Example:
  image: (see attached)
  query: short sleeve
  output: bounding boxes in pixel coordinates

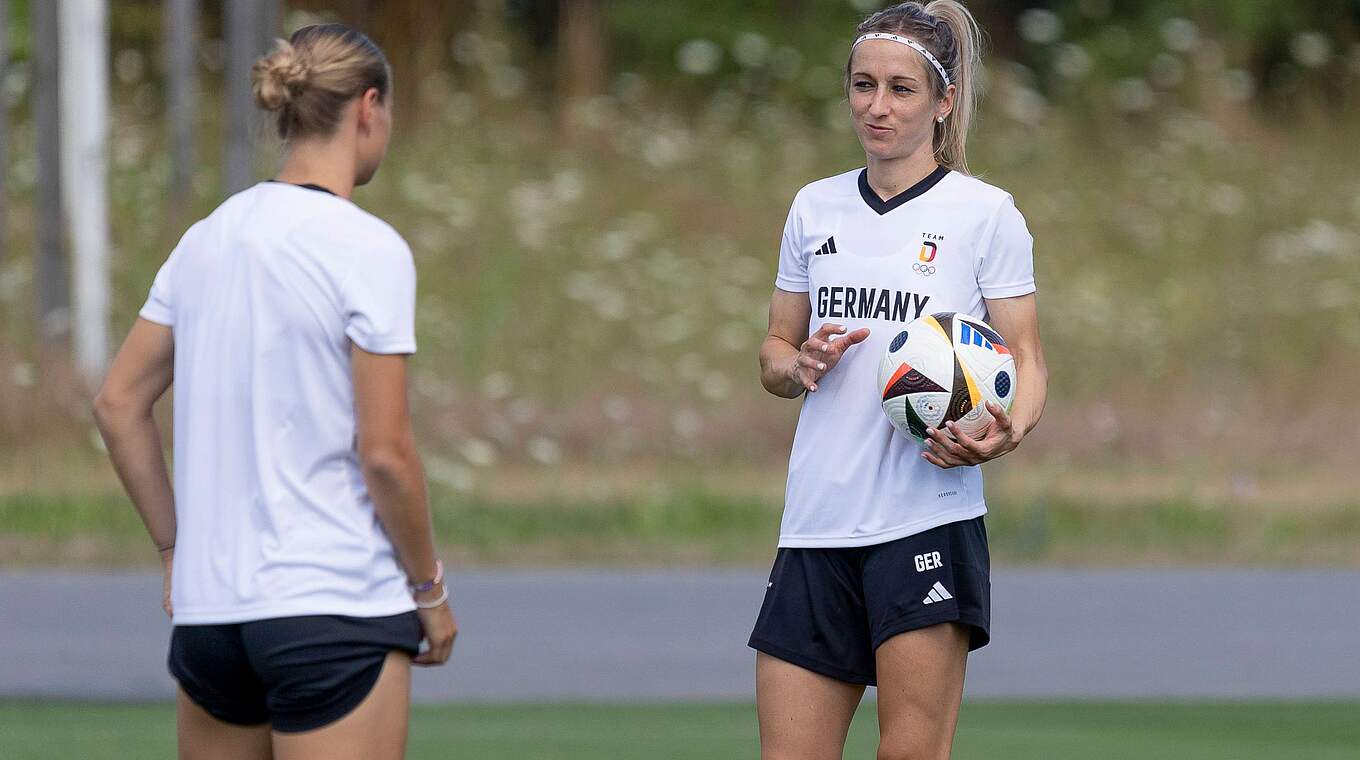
[774,194,809,293]
[139,229,195,326]
[976,195,1036,299]
[339,233,418,355]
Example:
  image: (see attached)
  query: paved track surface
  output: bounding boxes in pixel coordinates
[2,570,1356,701]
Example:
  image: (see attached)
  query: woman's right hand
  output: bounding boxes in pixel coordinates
[160,549,174,618]
[790,323,871,392]
[413,593,457,666]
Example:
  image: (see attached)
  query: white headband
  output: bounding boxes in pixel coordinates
[852,33,951,87]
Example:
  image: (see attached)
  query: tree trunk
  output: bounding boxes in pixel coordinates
[558,0,606,100]
[557,0,606,137]
[164,0,197,217]
[258,0,279,52]
[0,0,9,268]
[33,0,68,348]
[223,0,260,196]
[283,0,476,124]
[59,0,111,382]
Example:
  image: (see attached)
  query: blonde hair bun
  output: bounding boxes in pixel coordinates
[250,24,391,140]
[251,39,310,111]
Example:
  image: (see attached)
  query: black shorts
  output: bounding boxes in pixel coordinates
[748,516,990,686]
[168,612,421,733]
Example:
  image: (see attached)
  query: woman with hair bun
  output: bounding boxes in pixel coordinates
[94,24,454,759]
[750,2,1048,757]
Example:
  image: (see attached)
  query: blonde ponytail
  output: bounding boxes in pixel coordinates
[923,1,981,174]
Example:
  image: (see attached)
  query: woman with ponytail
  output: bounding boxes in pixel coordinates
[751,3,1047,757]
[94,24,454,759]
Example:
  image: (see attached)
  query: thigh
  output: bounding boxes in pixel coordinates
[244,613,421,735]
[862,518,991,654]
[177,688,273,760]
[756,652,865,760]
[272,651,411,760]
[170,623,273,757]
[873,623,970,760]
[749,547,877,685]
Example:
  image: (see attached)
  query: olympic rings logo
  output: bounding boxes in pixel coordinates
[913,263,937,276]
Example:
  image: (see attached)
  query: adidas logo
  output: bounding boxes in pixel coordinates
[921,581,953,605]
[814,236,838,256]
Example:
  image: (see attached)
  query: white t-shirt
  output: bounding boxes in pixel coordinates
[140,182,419,624]
[775,166,1035,548]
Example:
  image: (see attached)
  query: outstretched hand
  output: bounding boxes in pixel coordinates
[790,323,871,393]
[922,401,1023,468]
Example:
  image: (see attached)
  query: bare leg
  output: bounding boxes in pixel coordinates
[873,623,970,760]
[757,652,866,760]
[177,688,273,760]
[272,651,412,760]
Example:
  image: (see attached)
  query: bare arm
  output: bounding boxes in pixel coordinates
[352,346,455,664]
[923,293,1048,467]
[94,319,177,550]
[983,293,1047,438]
[760,288,870,398]
[93,318,176,614]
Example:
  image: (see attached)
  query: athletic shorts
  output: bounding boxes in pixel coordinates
[168,612,421,733]
[748,516,990,686]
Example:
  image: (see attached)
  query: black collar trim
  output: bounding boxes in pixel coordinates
[858,164,950,215]
[268,179,338,197]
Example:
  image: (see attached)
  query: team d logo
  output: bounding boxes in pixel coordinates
[914,237,940,277]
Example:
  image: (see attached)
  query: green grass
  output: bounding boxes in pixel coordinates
[1,701,1356,759]
[4,489,1358,567]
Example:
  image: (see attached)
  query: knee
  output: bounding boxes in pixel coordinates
[877,736,950,760]
[763,747,850,760]
[763,742,850,760]
[763,752,834,760]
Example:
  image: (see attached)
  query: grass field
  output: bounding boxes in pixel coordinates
[3,482,1357,567]
[1,700,1356,759]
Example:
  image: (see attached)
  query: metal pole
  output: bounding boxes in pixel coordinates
[60,0,111,380]
[33,0,67,348]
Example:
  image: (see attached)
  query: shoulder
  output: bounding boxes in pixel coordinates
[333,203,411,256]
[790,168,863,211]
[935,171,1017,214]
[277,191,412,260]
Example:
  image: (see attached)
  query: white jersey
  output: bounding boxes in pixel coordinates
[775,166,1035,548]
[140,182,418,624]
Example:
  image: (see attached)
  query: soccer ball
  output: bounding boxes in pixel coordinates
[878,312,1016,443]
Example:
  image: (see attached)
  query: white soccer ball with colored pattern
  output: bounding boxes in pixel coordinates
[878,312,1016,443]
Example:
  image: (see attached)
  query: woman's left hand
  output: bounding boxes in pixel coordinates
[922,401,1023,468]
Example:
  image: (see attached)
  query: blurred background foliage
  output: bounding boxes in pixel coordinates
[2,0,1358,565]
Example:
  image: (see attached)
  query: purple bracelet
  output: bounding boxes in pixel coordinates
[411,560,443,594]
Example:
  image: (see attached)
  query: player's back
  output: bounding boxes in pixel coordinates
[142,181,417,623]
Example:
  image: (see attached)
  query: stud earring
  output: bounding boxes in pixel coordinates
[937,115,945,123]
